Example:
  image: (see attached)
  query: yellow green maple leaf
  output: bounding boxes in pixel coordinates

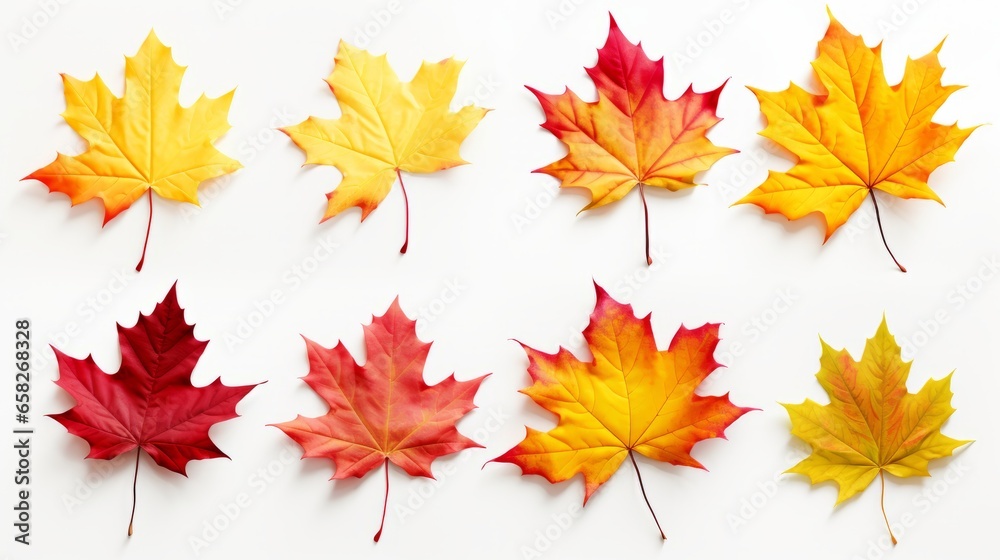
[784,316,970,543]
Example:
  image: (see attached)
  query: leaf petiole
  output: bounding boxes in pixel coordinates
[639,184,652,266]
[135,190,153,272]
[397,170,409,254]
[373,458,390,542]
[128,448,140,537]
[879,470,897,545]
[629,450,665,540]
[868,189,906,273]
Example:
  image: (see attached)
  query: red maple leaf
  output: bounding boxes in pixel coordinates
[272,298,487,541]
[48,283,259,536]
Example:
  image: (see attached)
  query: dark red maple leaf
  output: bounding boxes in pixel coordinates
[272,298,487,542]
[48,283,259,536]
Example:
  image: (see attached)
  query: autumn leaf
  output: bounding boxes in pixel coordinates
[783,316,970,544]
[271,298,487,542]
[736,10,978,272]
[24,31,241,272]
[48,283,259,536]
[282,41,488,253]
[492,283,754,539]
[530,15,735,265]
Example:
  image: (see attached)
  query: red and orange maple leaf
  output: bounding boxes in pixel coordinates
[530,15,735,265]
[493,284,753,538]
[272,298,487,541]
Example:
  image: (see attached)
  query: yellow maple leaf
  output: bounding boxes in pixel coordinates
[282,41,488,253]
[493,284,753,539]
[737,11,978,272]
[784,317,970,544]
[25,31,241,270]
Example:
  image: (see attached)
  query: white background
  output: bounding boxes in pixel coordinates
[0,0,997,558]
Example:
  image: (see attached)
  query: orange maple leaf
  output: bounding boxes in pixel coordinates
[530,15,735,265]
[737,11,978,272]
[493,283,754,539]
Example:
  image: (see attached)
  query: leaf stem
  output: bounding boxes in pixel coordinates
[128,448,140,537]
[628,450,665,540]
[868,189,906,273]
[639,184,652,266]
[373,458,390,542]
[135,190,153,272]
[397,170,409,254]
[879,470,897,545]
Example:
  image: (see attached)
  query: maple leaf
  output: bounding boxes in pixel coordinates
[271,298,487,542]
[736,11,978,272]
[492,283,754,539]
[48,283,259,536]
[783,317,971,544]
[282,41,488,253]
[530,15,735,265]
[24,31,240,272]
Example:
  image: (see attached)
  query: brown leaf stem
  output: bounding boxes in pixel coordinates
[128,448,140,537]
[629,450,665,540]
[868,189,906,273]
[639,184,652,266]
